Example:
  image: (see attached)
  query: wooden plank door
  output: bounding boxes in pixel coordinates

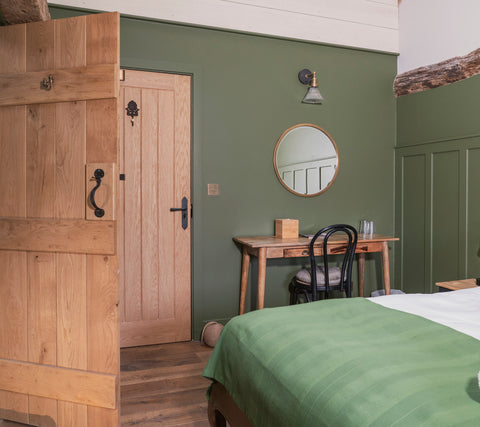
[119,69,191,348]
[0,13,120,426]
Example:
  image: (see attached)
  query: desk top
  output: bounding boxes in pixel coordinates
[233,234,399,249]
[435,278,477,291]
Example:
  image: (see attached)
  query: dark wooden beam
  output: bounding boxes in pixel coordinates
[394,48,480,97]
[0,0,50,25]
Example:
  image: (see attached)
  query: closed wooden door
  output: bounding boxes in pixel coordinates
[0,13,120,426]
[119,70,191,348]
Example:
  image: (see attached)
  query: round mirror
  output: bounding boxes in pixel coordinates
[273,124,339,197]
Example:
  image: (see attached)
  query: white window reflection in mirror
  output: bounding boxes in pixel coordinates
[273,124,339,197]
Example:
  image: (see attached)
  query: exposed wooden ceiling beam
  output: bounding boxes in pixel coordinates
[0,0,50,25]
[394,48,480,97]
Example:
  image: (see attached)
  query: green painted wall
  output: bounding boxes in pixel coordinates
[395,75,480,293]
[51,7,397,338]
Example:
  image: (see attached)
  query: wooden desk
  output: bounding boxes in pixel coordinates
[435,278,478,291]
[233,234,399,314]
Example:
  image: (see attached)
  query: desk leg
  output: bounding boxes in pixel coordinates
[239,248,250,315]
[381,241,391,295]
[358,253,365,297]
[257,247,267,310]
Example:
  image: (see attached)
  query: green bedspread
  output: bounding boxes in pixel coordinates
[203,298,480,426]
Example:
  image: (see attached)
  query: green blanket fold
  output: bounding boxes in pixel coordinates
[203,298,480,426]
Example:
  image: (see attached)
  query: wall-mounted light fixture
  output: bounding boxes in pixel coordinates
[298,68,324,104]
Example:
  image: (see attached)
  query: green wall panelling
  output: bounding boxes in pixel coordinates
[431,150,460,286]
[467,148,480,278]
[50,6,397,338]
[397,75,480,294]
[395,137,480,293]
[397,75,480,147]
[396,154,427,293]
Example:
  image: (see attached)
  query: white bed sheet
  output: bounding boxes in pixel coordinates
[369,287,480,341]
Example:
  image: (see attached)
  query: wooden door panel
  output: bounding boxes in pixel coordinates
[26,21,55,71]
[0,64,118,107]
[0,12,120,426]
[0,359,116,409]
[0,252,28,423]
[158,90,176,319]
[56,101,87,219]
[27,252,57,425]
[0,106,26,218]
[123,86,143,323]
[120,70,191,348]
[172,75,192,328]
[26,104,56,217]
[0,218,115,254]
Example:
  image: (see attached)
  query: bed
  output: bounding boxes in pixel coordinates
[203,288,480,426]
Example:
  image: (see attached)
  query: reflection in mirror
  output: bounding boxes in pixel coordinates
[274,124,339,197]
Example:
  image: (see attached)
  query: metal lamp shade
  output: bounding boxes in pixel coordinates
[302,86,324,104]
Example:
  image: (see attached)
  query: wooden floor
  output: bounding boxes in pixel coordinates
[120,341,214,426]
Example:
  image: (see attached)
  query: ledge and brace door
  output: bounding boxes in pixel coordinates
[0,13,120,426]
[119,69,191,348]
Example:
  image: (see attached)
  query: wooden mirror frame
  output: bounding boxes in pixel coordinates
[273,123,339,197]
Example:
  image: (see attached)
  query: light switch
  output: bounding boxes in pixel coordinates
[208,183,220,196]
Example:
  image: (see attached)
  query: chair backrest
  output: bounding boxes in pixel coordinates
[309,224,358,301]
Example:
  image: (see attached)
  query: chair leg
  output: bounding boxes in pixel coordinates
[289,281,297,305]
[290,290,297,305]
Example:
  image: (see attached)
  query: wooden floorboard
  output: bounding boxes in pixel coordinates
[121,341,213,426]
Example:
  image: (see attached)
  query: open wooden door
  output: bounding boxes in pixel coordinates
[0,13,120,426]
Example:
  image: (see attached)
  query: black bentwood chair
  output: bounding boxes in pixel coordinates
[289,224,358,304]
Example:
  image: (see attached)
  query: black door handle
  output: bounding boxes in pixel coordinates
[89,168,105,218]
[170,196,188,229]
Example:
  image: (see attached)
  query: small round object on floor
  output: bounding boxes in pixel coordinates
[201,321,224,347]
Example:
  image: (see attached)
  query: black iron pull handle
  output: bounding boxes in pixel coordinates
[170,196,188,229]
[89,169,105,218]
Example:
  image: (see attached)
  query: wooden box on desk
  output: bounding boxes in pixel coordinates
[275,219,299,239]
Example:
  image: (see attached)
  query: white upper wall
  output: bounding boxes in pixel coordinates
[50,0,399,53]
[398,0,480,73]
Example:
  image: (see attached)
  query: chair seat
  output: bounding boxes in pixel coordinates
[295,266,343,286]
[289,224,357,304]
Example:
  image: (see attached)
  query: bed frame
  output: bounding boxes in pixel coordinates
[207,382,253,427]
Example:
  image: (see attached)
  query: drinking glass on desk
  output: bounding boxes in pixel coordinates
[360,220,374,236]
